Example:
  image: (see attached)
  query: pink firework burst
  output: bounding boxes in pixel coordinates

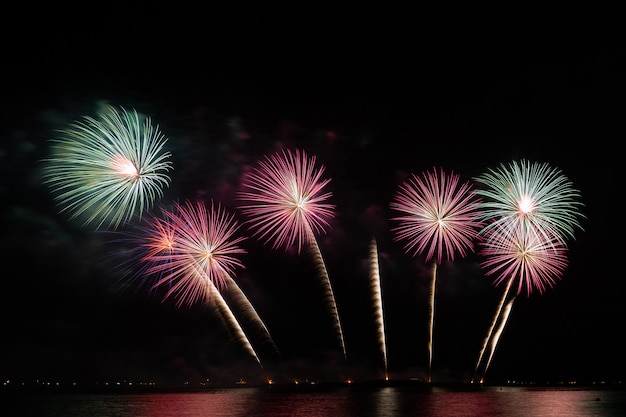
[480,220,569,297]
[142,200,246,308]
[142,212,176,259]
[124,200,278,367]
[237,148,335,253]
[237,148,347,359]
[390,167,483,383]
[390,167,483,263]
[472,221,570,383]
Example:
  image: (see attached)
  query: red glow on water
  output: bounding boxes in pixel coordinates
[420,388,593,417]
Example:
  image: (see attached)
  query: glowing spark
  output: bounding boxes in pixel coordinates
[110,154,139,178]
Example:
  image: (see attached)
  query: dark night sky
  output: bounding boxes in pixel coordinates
[1,8,625,387]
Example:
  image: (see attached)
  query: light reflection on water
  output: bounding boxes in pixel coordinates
[2,386,625,417]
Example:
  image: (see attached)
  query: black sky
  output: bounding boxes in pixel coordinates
[1,10,625,387]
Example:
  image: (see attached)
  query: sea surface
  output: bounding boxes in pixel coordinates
[2,385,625,417]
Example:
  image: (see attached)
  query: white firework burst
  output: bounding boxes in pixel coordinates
[43,104,173,230]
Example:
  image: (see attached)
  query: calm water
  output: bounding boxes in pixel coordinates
[2,386,625,417]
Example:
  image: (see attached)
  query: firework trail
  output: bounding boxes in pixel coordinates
[308,229,346,359]
[427,261,437,382]
[472,221,570,383]
[238,148,346,359]
[133,200,268,368]
[369,238,388,380]
[145,200,246,305]
[390,167,482,383]
[209,279,263,368]
[43,104,173,230]
[471,160,584,383]
[472,269,513,382]
[477,295,515,384]
[223,275,281,357]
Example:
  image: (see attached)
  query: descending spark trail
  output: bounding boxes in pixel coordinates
[308,225,346,360]
[472,223,569,383]
[479,296,516,383]
[209,280,263,369]
[369,238,388,380]
[472,275,514,383]
[113,200,272,371]
[427,262,437,383]
[145,201,246,307]
[224,275,281,357]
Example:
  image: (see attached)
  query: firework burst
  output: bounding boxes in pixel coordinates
[238,148,346,359]
[390,167,483,382]
[43,104,173,230]
[127,200,274,368]
[143,200,246,307]
[471,160,584,383]
[238,148,334,253]
[481,222,570,297]
[473,221,569,383]
[475,159,585,247]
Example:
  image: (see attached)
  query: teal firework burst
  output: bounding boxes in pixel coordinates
[473,159,584,246]
[43,104,173,230]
